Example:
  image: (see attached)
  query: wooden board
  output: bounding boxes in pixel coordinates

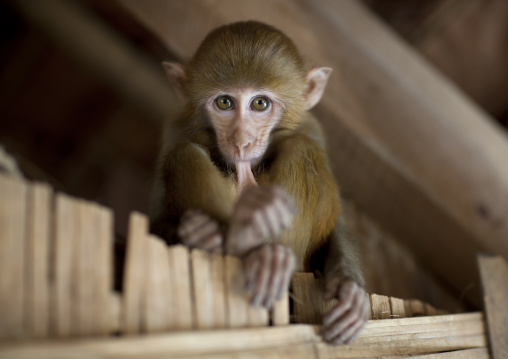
[51,193,77,337]
[271,291,289,326]
[116,0,508,307]
[24,182,52,338]
[0,313,487,359]
[389,296,406,319]
[144,236,174,333]
[370,293,390,319]
[191,249,215,329]
[121,212,148,334]
[210,253,227,328]
[224,255,248,328]
[478,254,508,359]
[0,175,27,339]
[168,245,193,330]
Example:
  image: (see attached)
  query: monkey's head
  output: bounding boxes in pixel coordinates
[164,21,331,166]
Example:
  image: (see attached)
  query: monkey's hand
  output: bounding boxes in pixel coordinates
[322,279,370,346]
[226,186,297,256]
[177,210,223,252]
[244,243,296,309]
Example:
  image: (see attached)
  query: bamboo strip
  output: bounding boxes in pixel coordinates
[51,193,77,337]
[224,255,248,328]
[210,253,227,328]
[94,205,113,336]
[191,249,215,329]
[25,182,52,338]
[389,297,406,319]
[370,294,390,319]
[0,313,486,359]
[403,348,490,358]
[121,212,148,334]
[271,291,289,326]
[144,236,174,333]
[168,245,193,330]
[0,175,27,339]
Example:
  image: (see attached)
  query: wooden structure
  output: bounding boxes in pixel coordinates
[0,172,499,358]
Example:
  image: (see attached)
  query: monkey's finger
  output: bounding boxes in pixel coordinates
[323,283,357,326]
[183,220,219,246]
[196,232,223,251]
[178,212,211,237]
[251,246,272,306]
[262,201,283,238]
[273,197,295,231]
[271,187,298,215]
[181,209,202,221]
[343,296,370,345]
[263,245,285,308]
[276,247,295,300]
[324,288,364,342]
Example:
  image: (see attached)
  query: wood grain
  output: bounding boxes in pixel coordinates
[0,175,27,339]
[168,245,193,330]
[191,249,215,329]
[224,255,248,328]
[478,254,508,359]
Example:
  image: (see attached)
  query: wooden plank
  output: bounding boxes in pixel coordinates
[370,294,391,319]
[0,313,487,359]
[406,348,490,358]
[210,253,226,328]
[191,249,215,329]
[0,175,27,339]
[478,254,508,359]
[271,291,290,326]
[144,236,174,333]
[168,245,193,330]
[224,255,248,328]
[94,205,113,336]
[25,182,52,338]
[75,200,95,336]
[389,296,406,319]
[121,212,148,334]
[51,193,77,337]
[116,0,508,306]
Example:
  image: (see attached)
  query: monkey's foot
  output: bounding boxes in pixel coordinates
[322,280,370,345]
[244,243,296,309]
[177,209,223,252]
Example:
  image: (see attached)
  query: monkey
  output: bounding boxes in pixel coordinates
[150,21,370,345]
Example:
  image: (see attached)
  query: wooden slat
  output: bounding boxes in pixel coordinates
[25,182,52,338]
[51,193,77,337]
[0,313,487,359]
[224,255,248,328]
[478,254,508,359]
[121,212,148,334]
[405,299,427,317]
[0,175,27,339]
[271,291,290,326]
[168,245,193,330]
[94,205,113,336]
[247,300,269,327]
[389,296,406,319]
[75,200,95,336]
[144,236,174,333]
[370,294,391,319]
[116,0,508,306]
[210,253,226,328]
[191,249,215,329]
[406,348,490,359]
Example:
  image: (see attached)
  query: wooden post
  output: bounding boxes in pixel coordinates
[478,254,508,359]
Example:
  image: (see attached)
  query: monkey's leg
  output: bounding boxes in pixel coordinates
[152,142,236,244]
[321,218,370,345]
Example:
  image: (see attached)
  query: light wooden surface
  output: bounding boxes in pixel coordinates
[121,212,148,334]
[478,254,508,359]
[117,0,508,307]
[25,183,52,338]
[168,245,194,330]
[224,255,249,328]
[191,249,216,329]
[0,175,27,339]
[0,313,487,359]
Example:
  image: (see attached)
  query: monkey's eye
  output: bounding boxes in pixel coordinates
[251,97,269,111]
[215,96,233,110]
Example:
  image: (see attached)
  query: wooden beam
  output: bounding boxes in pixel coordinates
[478,254,508,359]
[117,0,508,306]
[0,313,487,358]
[10,0,179,121]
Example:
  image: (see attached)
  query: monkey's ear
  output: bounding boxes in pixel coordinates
[303,67,332,110]
[162,61,186,100]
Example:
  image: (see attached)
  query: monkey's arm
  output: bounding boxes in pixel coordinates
[319,218,370,346]
[150,141,235,246]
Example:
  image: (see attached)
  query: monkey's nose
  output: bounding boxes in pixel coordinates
[235,140,251,157]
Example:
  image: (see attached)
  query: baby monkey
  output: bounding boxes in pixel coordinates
[150,21,370,345]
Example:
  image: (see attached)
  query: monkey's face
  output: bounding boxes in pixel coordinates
[205,88,283,165]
